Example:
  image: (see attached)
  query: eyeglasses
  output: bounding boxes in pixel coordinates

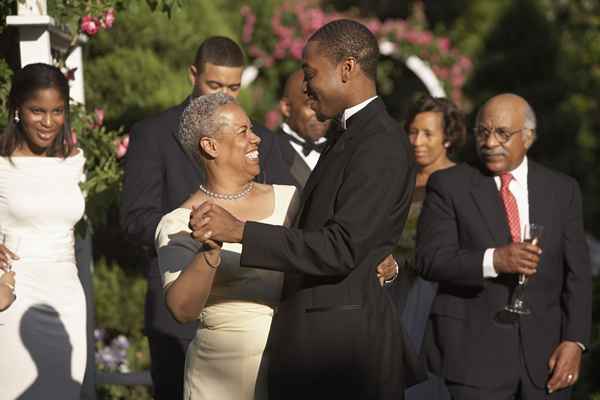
[474,126,528,144]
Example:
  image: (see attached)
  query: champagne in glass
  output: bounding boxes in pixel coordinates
[504,223,544,315]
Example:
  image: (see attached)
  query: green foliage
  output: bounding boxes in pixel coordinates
[97,384,152,400]
[0,58,12,129]
[84,0,241,128]
[93,258,147,339]
[70,105,124,231]
[0,1,17,35]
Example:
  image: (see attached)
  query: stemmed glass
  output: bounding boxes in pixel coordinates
[504,223,544,315]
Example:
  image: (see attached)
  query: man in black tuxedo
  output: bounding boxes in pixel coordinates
[416,94,591,399]
[189,19,425,399]
[277,69,330,188]
[120,36,293,399]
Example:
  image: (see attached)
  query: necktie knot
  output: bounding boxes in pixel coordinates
[499,172,520,242]
[500,173,513,191]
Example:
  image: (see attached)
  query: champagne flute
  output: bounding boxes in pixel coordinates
[504,223,544,315]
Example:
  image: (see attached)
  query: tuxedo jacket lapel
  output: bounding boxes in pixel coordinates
[470,171,511,245]
[297,98,382,220]
[289,152,311,189]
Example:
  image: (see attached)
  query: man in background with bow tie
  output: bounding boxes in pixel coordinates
[416,93,591,399]
[277,69,331,188]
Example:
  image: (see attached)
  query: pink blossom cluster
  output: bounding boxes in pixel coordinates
[241,1,473,104]
[81,8,116,37]
[115,134,130,159]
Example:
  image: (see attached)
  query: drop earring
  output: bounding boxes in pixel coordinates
[13,110,20,123]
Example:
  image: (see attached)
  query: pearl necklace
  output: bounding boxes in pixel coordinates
[198,182,254,200]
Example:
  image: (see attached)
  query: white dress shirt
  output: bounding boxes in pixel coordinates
[280,122,326,171]
[483,156,529,278]
[340,96,378,130]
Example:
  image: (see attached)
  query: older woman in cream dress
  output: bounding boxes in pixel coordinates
[155,93,297,400]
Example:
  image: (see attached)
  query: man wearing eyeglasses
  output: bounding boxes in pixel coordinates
[416,93,591,399]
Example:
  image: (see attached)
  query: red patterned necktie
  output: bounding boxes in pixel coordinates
[500,173,521,242]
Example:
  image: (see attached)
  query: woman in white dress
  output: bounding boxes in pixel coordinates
[155,93,297,400]
[0,63,86,399]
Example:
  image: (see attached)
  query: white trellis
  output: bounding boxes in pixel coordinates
[241,38,447,100]
[6,0,86,104]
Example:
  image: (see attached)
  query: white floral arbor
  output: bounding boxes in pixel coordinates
[6,0,86,104]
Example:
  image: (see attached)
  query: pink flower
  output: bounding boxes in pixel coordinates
[94,108,105,127]
[437,37,450,53]
[241,6,256,43]
[290,39,305,60]
[101,8,116,29]
[64,67,77,81]
[115,134,130,159]
[70,128,78,145]
[265,110,281,130]
[81,15,100,36]
[365,19,382,35]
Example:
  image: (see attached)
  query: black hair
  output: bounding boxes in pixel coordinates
[1,63,74,158]
[308,19,379,81]
[404,94,466,155]
[194,36,245,72]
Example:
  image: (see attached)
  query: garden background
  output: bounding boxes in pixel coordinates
[1,0,599,399]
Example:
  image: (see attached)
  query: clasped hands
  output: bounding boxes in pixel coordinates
[188,201,398,285]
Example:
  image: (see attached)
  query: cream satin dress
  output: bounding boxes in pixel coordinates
[156,184,297,400]
[0,152,87,400]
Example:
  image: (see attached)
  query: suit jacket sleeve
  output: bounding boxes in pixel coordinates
[120,121,165,250]
[560,179,592,347]
[241,133,413,276]
[415,171,485,288]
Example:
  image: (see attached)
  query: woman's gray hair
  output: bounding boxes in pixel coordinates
[177,92,237,163]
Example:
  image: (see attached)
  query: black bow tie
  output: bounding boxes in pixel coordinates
[282,132,327,156]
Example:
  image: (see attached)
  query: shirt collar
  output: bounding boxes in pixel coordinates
[510,156,528,186]
[281,122,327,144]
[340,96,378,130]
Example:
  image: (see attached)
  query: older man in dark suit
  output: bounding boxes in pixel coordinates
[277,69,330,188]
[120,36,293,399]
[416,93,591,399]
[189,19,425,399]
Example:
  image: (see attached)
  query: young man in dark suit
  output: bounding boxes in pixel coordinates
[119,36,293,399]
[416,93,591,399]
[277,69,330,188]
[189,20,425,399]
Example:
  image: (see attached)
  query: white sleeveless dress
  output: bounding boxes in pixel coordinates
[155,184,298,400]
[0,152,87,400]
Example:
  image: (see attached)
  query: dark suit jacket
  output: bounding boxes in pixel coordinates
[240,98,425,399]
[415,161,591,389]
[120,98,294,339]
[275,126,313,189]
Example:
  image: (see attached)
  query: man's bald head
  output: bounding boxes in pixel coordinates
[475,93,537,175]
[283,69,305,100]
[476,93,537,133]
[279,70,330,143]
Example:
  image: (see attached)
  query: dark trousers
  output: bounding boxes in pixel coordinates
[446,317,572,400]
[148,333,192,400]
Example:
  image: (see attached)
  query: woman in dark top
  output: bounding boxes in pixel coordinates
[396,95,466,399]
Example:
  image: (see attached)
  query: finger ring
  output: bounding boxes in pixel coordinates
[567,374,574,381]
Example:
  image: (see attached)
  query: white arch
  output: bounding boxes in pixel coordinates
[379,39,446,98]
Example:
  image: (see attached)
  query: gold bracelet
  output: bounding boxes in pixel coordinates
[203,252,221,270]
